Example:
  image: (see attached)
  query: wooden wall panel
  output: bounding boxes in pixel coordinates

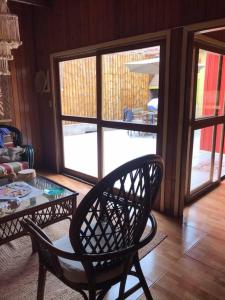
[9,3,42,167]
[29,0,225,172]
[164,28,184,215]
[32,0,225,57]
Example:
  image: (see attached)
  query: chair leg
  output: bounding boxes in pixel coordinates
[31,238,37,254]
[133,257,153,300]
[118,274,127,300]
[89,289,96,300]
[37,264,47,300]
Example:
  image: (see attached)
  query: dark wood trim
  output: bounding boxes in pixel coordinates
[189,180,219,202]
[179,32,196,205]
[194,40,225,56]
[192,115,225,129]
[100,120,158,133]
[96,55,103,180]
[164,28,190,214]
[185,43,225,203]
[61,115,97,124]
[54,61,64,172]
[218,87,225,180]
[98,40,164,56]
[156,40,166,156]
[62,168,97,185]
[10,0,52,7]
[185,46,199,201]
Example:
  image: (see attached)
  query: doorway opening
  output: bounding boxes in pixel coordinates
[185,27,225,203]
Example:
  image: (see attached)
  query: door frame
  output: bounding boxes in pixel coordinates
[187,44,225,201]
[179,18,225,210]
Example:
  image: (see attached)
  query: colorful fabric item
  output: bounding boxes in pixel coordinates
[0,128,10,148]
[0,161,29,178]
[0,146,24,163]
[4,142,14,148]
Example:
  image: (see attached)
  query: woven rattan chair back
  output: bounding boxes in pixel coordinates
[69,154,163,272]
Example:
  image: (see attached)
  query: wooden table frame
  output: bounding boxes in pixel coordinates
[0,179,78,245]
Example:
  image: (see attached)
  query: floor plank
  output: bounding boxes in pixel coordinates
[186,235,225,275]
[144,256,225,300]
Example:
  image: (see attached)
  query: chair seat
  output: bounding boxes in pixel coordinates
[0,161,29,178]
[54,235,123,284]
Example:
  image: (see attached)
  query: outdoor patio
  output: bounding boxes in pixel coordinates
[191,130,225,190]
[63,125,225,190]
[63,127,157,177]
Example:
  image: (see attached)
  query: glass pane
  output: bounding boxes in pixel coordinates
[195,49,220,119]
[59,57,96,117]
[190,127,213,191]
[62,121,97,177]
[103,128,157,176]
[102,46,160,125]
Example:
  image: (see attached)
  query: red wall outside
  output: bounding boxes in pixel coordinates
[200,54,225,153]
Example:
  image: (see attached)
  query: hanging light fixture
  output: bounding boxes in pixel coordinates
[0,0,22,75]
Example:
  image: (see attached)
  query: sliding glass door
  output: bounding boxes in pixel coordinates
[101,48,159,176]
[187,46,225,200]
[56,42,164,183]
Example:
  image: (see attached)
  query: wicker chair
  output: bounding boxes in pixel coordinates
[0,125,34,180]
[21,154,163,300]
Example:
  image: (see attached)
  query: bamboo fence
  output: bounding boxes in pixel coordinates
[60,52,154,121]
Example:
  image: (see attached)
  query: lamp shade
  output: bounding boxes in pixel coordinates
[0,0,22,75]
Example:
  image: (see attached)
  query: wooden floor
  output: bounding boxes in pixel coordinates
[42,172,225,300]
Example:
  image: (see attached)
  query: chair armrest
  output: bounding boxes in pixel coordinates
[21,218,137,263]
[20,218,83,261]
[21,215,157,266]
[138,213,157,248]
[21,144,34,168]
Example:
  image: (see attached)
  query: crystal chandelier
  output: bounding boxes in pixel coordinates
[0,0,22,75]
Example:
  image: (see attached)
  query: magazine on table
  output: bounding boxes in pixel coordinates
[0,181,42,202]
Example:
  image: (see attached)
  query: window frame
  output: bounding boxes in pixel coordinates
[51,36,167,184]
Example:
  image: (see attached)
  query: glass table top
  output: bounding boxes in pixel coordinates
[0,175,76,217]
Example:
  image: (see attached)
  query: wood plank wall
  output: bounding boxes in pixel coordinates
[31,0,225,170]
[7,0,225,216]
[9,3,42,167]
